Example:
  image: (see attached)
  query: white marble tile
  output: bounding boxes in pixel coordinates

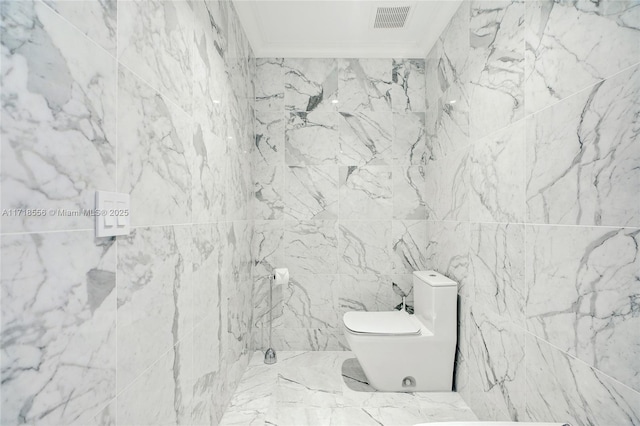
[254,163,284,220]
[336,274,413,315]
[192,224,222,325]
[117,65,193,227]
[284,58,338,112]
[424,3,470,161]
[191,317,224,426]
[279,274,340,329]
[526,225,640,392]
[117,338,193,426]
[284,165,339,220]
[525,335,640,426]
[468,304,526,421]
[44,0,117,56]
[284,220,338,274]
[221,351,477,425]
[193,0,229,140]
[1,232,116,425]
[393,112,427,165]
[117,0,193,113]
[393,166,427,220]
[526,65,640,227]
[469,0,525,141]
[425,221,470,297]
[191,124,228,223]
[391,220,427,274]
[469,120,525,223]
[339,221,392,275]
[219,409,266,426]
[339,166,393,220]
[424,147,469,221]
[256,58,284,111]
[338,111,393,166]
[116,226,193,393]
[471,223,525,325]
[391,59,426,113]
[525,0,640,115]
[1,1,116,233]
[254,110,285,167]
[285,111,340,165]
[252,221,285,331]
[270,327,347,351]
[339,59,393,112]
[224,221,254,358]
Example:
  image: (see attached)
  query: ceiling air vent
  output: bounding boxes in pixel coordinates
[373,5,411,29]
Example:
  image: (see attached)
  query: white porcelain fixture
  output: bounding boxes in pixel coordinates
[343,270,457,392]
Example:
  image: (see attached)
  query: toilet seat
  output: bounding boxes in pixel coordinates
[343,311,423,336]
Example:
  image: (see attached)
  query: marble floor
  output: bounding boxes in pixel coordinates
[219,351,477,426]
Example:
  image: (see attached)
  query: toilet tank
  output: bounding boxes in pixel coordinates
[413,271,457,337]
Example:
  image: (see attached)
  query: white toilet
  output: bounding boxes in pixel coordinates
[343,270,457,392]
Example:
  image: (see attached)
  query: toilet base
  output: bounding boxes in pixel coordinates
[344,325,456,392]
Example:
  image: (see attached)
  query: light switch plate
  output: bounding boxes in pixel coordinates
[95,191,130,237]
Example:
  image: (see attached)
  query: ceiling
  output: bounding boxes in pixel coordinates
[233,0,463,58]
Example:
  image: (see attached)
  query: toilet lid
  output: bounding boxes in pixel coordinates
[343,311,422,335]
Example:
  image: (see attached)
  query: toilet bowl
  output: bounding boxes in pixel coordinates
[343,270,457,392]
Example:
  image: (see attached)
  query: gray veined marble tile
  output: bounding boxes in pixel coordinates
[117,337,193,426]
[1,1,116,233]
[285,111,340,165]
[256,58,284,111]
[468,304,526,421]
[526,65,640,227]
[284,58,338,112]
[338,111,393,166]
[336,274,413,315]
[279,274,340,329]
[339,220,392,275]
[391,59,427,113]
[284,165,339,220]
[469,0,525,141]
[339,166,393,220]
[253,220,285,278]
[525,0,640,115]
[284,220,339,274]
[254,110,285,167]
[338,58,393,112]
[393,112,427,165]
[391,220,427,274]
[1,232,116,425]
[191,125,228,223]
[192,318,225,426]
[393,166,427,220]
[116,226,193,394]
[117,0,193,113]
[425,221,470,297]
[192,224,223,325]
[469,120,525,223]
[424,2,471,161]
[424,147,469,221]
[254,163,284,220]
[526,225,640,392]
[117,66,193,227]
[193,0,230,141]
[525,335,640,426]
[43,0,117,56]
[471,223,525,325]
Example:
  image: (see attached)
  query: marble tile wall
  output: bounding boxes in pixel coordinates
[1,1,255,425]
[425,1,640,425]
[253,58,426,350]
